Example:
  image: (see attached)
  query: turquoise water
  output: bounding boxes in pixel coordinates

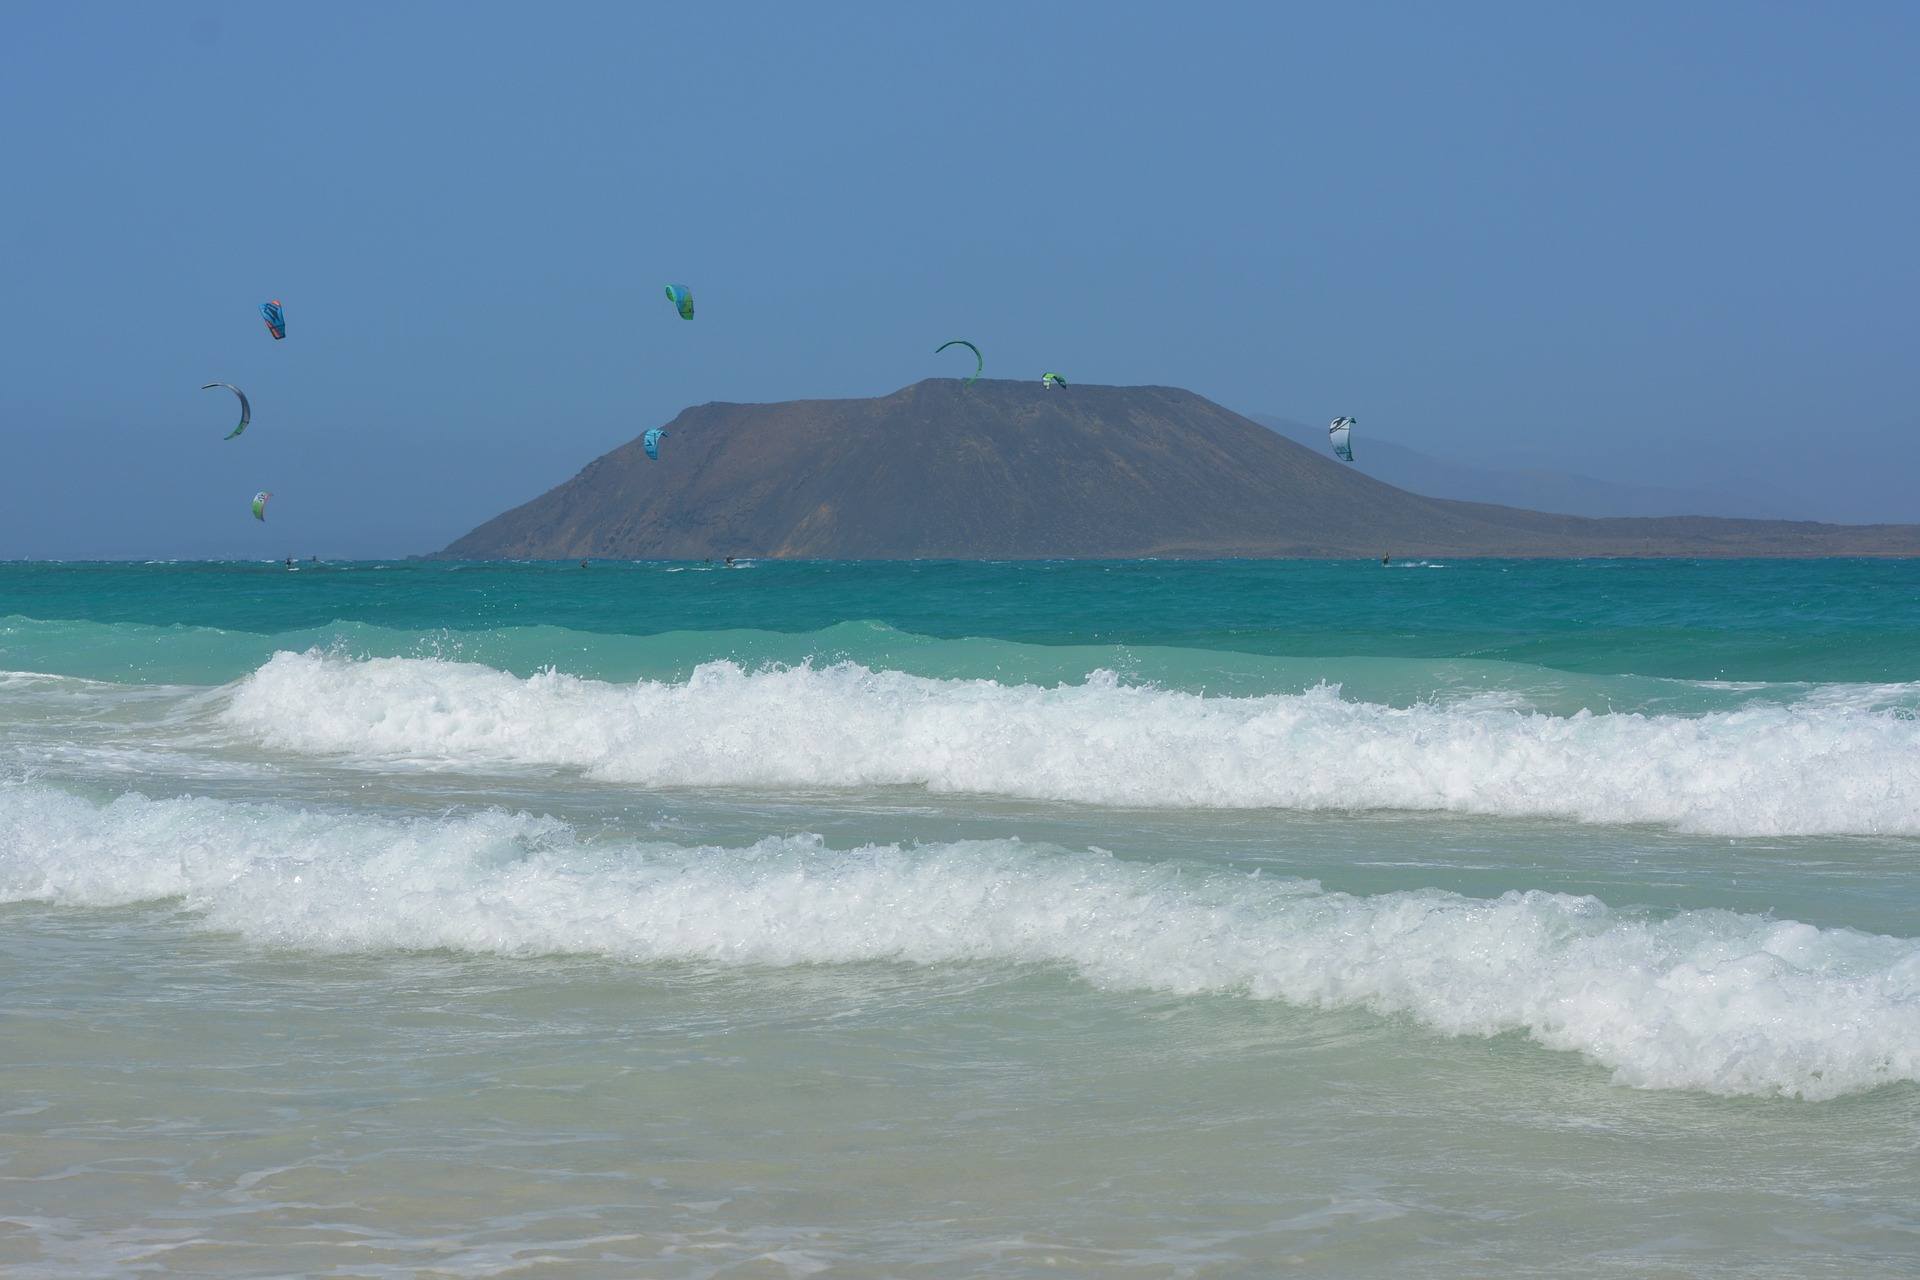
[8,558,1920,684]
[3,560,1918,1276]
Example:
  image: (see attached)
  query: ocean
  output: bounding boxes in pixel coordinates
[2,558,1917,1277]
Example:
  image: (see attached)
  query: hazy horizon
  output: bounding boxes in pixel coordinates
[4,3,1917,558]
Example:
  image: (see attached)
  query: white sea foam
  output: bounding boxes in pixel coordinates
[221,652,1920,836]
[3,781,1916,1099]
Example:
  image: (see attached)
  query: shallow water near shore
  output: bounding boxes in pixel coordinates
[3,559,1918,1276]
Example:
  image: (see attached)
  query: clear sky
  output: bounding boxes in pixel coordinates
[3,2,1916,557]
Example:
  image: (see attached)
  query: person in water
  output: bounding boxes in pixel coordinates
[1382,554,1391,565]
[725,555,736,567]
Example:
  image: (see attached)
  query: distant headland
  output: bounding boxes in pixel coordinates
[436,381,1920,559]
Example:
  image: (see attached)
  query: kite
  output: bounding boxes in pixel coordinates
[203,383,252,440]
[936,339,982,386]
[1328,416,1355,462]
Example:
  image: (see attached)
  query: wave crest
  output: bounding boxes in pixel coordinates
[3,782,1916,1099]
[221,651,1920,836]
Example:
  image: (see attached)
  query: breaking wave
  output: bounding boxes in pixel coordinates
[220,651,1920,836]
[3,781,1916,1100]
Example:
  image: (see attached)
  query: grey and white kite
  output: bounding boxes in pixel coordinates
[1328,416,1355,463]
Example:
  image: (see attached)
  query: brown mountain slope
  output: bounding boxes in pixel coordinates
[438,380,1920,559]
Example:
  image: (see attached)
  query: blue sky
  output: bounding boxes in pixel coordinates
[3,2,1916,557]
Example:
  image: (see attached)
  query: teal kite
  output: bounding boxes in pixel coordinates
[644,427,669,460]
[203,383,251,440]
[936,339,982,386]
[665,284,694,320]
